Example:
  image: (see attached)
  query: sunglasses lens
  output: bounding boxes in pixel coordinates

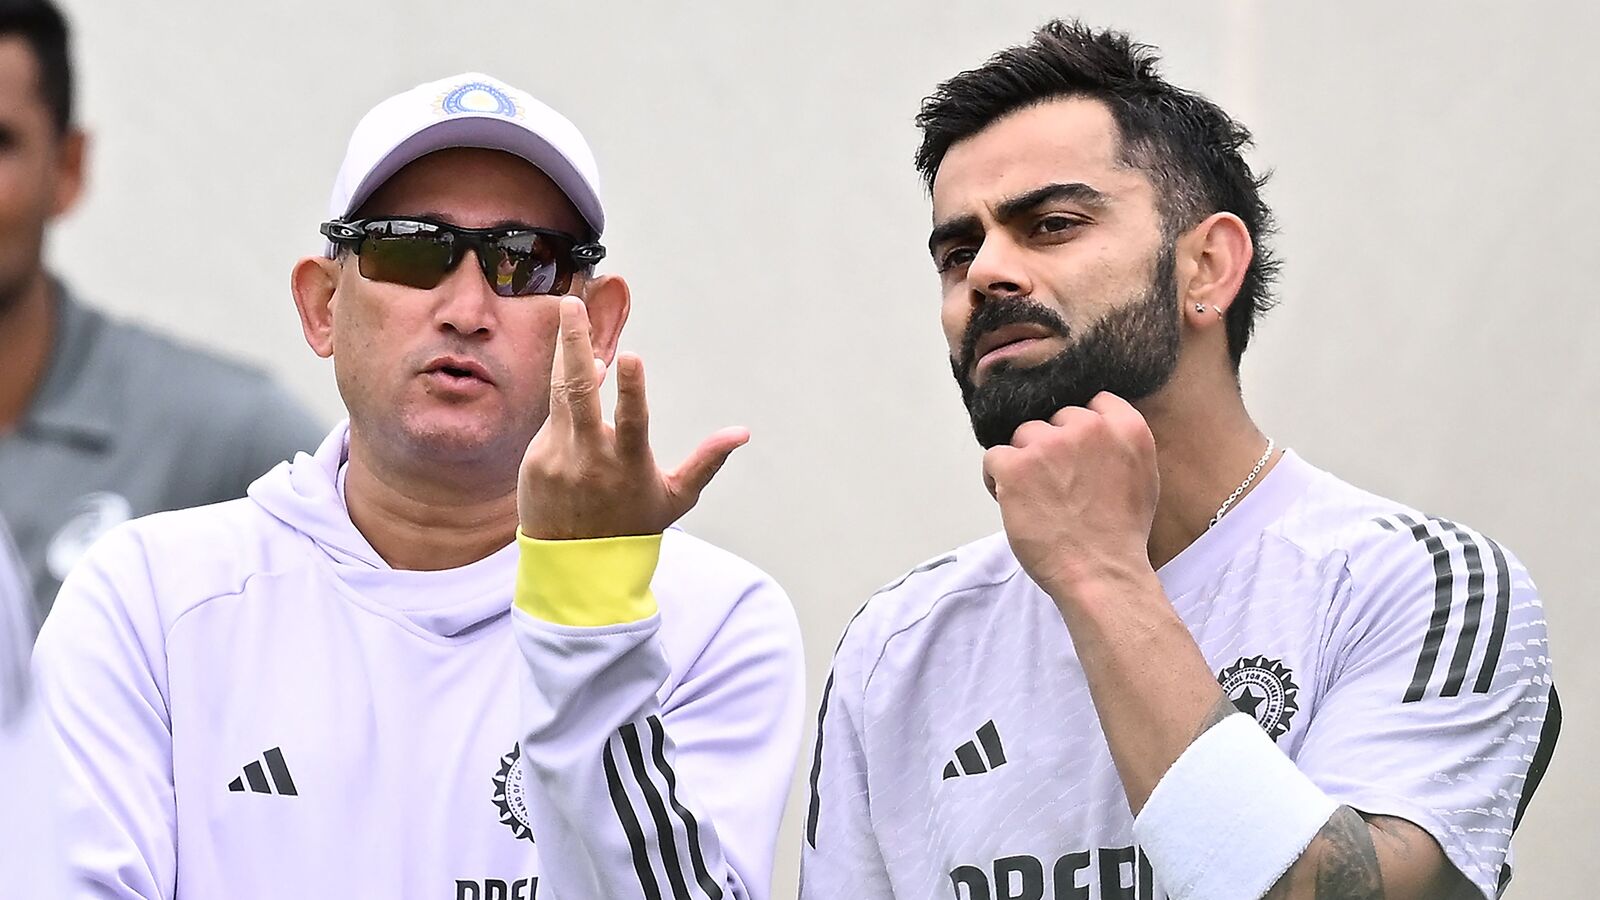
[358,227,453,290]
[489,233,565,297]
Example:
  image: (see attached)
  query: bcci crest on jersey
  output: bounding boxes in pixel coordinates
[493,743,536,843]
[1217,655,1299,741]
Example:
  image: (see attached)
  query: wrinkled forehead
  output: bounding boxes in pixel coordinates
[356,147,586,234]
[930,97,1147,224]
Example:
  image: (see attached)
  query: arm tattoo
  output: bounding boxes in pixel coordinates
[1313,808,1385,899]
[1191,693,1237,742]
[1190,700,1386,899]
[1264,806,1385,900]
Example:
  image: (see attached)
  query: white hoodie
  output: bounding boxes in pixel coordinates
[31,424,805,899]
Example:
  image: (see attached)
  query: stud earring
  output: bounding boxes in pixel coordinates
[1194,303,1206,314]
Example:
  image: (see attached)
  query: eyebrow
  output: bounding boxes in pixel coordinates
[996,182,1109,220]
[927,182,1111,257]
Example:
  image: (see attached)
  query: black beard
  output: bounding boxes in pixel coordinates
[951,243,1181,449]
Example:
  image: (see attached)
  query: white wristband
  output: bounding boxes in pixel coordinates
[1133,713,1340,900]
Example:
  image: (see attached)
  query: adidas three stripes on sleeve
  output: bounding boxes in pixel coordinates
[512,531,805,900]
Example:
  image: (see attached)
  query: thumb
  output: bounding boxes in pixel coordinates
[665,426,750,513]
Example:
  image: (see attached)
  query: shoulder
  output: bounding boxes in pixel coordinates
[91,314,280,401]
[657,528,782,596]
[1265,465,1417,558]
[91,313,314,430]
[1273,465,1532,597]
[54,497,302,631]
[654,528,799,630]
[1261,463,1512,588]
[1268,465,1544,695]
[834,531,1022,665]
[90,312,323,466]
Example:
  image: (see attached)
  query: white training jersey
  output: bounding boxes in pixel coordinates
[31,423,805,900]
[802,450,1557,900]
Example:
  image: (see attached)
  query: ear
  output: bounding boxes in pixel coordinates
[1177,211,1252,324]
[49,128,87,219]
[576,272,631,366]
[291,256,341,359]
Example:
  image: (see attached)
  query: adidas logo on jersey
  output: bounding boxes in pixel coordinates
[227,747,298,796]
[942,719,1007,779]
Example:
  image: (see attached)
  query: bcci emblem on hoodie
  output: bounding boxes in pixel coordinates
[1217,655,1299,741]
[493,743,536,843]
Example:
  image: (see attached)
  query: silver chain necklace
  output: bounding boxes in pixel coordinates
[1208,437,1276,529]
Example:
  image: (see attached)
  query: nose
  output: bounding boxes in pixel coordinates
[433,249,497,338]
[963,235,1034,308]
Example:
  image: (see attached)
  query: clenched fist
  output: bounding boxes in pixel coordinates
[982,392,1159,602]
[518,297,749,540]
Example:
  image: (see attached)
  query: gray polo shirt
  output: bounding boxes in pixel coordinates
[0,281,326,629]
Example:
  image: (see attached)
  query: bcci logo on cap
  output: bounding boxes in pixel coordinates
[436,81,522,121]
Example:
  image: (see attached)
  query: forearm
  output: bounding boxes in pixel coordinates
[1266,810,1470,900]
[516,611,754,900]
[514,532,798,900]
[1052,569,1230,813]
[1264,807,1383,900]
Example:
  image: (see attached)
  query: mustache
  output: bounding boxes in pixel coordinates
[955,297,1071,378]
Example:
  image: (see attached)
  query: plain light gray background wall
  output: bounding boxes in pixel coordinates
[55,1,1595,895]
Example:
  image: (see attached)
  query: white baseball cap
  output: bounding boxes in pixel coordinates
[324,72,604,252]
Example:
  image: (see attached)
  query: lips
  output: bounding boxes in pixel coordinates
[421,355,494,385]
[972,323,1061,370]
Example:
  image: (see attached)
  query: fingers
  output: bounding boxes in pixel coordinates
[1085,390,1135,421]
[614,352,650,459]
[1009,419,1056,449]
[667,426,750,511]
[1048,405,1095,428]
[1086,391,1155,451]
[551,296,602,431]
[1015,394,1149,450]
[982,445,1018,495]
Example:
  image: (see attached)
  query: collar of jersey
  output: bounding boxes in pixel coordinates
[18,280,116,449]
[1156,449,1321,604]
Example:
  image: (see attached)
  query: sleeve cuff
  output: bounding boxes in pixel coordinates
[514,530,662,627]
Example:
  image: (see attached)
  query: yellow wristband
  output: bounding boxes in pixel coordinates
[514,530,662,627]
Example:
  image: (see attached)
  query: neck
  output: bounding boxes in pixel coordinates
[1137,370,1279,570]
[342,428,521,571]
[0,269,56,432]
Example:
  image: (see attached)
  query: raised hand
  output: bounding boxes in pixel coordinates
[517,297,749,540]
[981,392,1159,601]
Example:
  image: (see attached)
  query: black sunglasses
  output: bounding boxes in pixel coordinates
[320,217,606,297]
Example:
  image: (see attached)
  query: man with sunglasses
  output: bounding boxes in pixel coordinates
[33,72,804,900]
